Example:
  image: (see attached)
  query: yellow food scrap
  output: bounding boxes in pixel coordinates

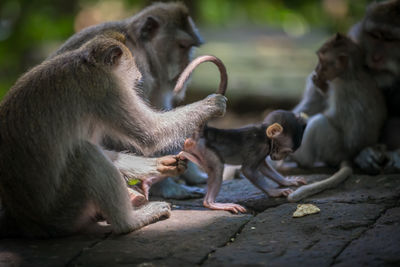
[293,204,320,218]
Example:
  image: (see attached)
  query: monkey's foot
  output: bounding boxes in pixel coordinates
[267,188,294,197]
[284,176,307,187]
[383,151,400,173]
[150,177,204,199]
[204,202,247,214]
[112,201,171,235]
[156,155,187,177]
[127,187,146,207]
[354,145,386,174]
[181,161,208,185]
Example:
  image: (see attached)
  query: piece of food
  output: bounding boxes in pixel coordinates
[293,204,320,218]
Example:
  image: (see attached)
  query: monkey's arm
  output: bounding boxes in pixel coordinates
[107,93,226,156]
[259,160,306,187]
[242,165,293,198]
[292,72,328,116]
[105,150,186,179]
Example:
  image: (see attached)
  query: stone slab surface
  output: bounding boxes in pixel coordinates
[1,173,399,267]
[203,203,385,266]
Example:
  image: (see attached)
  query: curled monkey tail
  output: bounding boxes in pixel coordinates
[287,161,352,202]
[173,55,228,96]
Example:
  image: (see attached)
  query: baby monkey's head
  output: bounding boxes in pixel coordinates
[263,110,307,160]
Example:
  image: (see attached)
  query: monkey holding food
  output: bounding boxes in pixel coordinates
[179,110,307,213]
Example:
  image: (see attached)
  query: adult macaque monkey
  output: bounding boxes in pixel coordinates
[0,33,226,237]
[349,0,400,173]
[51,2,209,198]
[179,110,307,213]
[288,33,386,201]
[294,0,400,174]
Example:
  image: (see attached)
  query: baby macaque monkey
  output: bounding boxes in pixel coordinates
[126,54,228,201]
[180,110,307,213]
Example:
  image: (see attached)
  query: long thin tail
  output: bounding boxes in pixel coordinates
[173,55,228,96]
[287,161,352,202]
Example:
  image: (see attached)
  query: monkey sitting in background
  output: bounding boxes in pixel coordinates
[51,2,210,199]
[350,0,400,173]
[288,33,386,201]
[179,110,307,213]
[294,0,400,174]
[0,33,226,237]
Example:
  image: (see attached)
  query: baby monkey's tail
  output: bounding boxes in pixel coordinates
[287,161,352,202]
[173,55,228,96]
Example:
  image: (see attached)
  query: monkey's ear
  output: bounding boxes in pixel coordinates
[140,16,160,40]
[104,45,123,66]
[266,123,283,138]
[335,32,345,40]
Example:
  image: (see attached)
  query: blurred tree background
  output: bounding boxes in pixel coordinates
[0,0,370,110]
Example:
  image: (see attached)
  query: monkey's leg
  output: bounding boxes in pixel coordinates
[259,160,307,187]
[242,166,293,198]
[203,153,246,214]
[291,114,344,167]
[52,142,170,236]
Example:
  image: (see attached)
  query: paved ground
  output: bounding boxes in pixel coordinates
[1,169,399,267]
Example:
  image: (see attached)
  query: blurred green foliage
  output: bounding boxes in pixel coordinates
[0,0,370,98]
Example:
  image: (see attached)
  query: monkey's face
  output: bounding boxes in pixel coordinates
[315,52,346,82]
[150,17,203,87]
[362,27,400,75]
[362,2,400,75]
[270,134,294,161]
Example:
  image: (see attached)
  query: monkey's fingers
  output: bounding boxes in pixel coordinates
[280,188,294,197]
[157,165,182,177]
[159,155,179,166]
[287,176,307,186]
[177,160,187,174]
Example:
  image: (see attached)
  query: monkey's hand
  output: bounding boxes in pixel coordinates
[383,150,400,173]
[204,94,227,117]
[156,155,187,177]
[354,145,386,174]
[312,74,328,93]
[284,176,307,187]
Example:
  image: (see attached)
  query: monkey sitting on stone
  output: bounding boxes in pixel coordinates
[0,32,227,237]
[178,110,307,213]
[288,33,386,201]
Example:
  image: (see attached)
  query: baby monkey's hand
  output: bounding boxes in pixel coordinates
[156,155,187,177]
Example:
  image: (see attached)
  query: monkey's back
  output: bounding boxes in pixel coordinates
[325,71,386,156]
[0,52,98,211]
[203,125,270,165]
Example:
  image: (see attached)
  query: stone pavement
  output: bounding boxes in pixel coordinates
[1,171,400,267]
